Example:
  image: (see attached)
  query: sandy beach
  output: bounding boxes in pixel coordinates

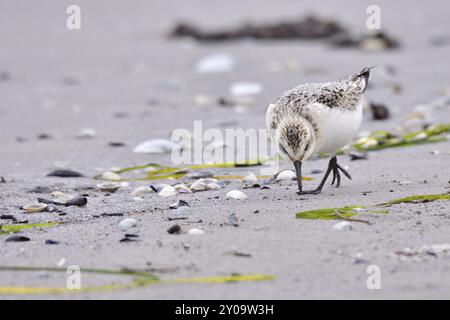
[1,0,450,299]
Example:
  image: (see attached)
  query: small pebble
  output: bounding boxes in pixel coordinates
[47,169,83,178]
[45,239,60,245]
[6,235,30,242]
[167,224,182,234]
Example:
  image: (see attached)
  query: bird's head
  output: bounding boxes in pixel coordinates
[348,66,376,92]
[275,117,316,162]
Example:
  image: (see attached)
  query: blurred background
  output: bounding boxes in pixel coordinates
[1,0,449,171]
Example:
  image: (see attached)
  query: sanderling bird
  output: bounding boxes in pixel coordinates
[266,67,373,194]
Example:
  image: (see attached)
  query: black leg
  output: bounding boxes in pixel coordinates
[297,156,351,195]
[293,160,302,193]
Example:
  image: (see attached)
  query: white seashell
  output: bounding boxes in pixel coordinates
[275,170,296,181]
[76,128,97,139]
[174,184,192,194]
[195,53,235,74]
[133,139,180,154]
[398,181,411,185]
[226,190,247,200]
[97,182,120,193]
[51,191,72,204]
[131,186,152,197]
[23,203,48,213]
[158,186,177,197]
[243,172,258,183]
[230,82,263,97]
[333,221,353,231]
[206,182,222,190]
[189,180,208,192]
[132,197,143,202]
[119,218,137,230]
[187,228,205,235]
[102,171,121,181]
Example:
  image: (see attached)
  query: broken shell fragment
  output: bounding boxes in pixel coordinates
[97,182,121,193]
[23,203,48,213]
[226,190,248,200]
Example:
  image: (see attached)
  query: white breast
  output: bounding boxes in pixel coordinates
[310,103,363,154]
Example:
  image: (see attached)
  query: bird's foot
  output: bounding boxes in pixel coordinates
[297,189,321,195]
[330,162,351,188]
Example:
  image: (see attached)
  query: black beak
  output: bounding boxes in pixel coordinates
[294,160,302,192]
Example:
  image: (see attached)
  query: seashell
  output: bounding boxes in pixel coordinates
[333,221,353,231]
[226,190,247,200]
[230,82,263,97]
[97,182,120,193]
[133,139,181,154]
[102,171,121,181]
[206,182,222,190]
[195,53,235,74]
[51,191,72,204]
[187,228,205,235]
[158,186,177,197]
[23,203,48,213]
[174,184,192,194]
[243,172,258,183]
[130,186,152,197]
[275,170,296,181]
[151,183,171,193]
[189,180,208,192]
[76,128,97,139]
[119,218,137,230]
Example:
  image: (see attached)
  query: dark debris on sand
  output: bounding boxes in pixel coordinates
[170,15,400,51]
